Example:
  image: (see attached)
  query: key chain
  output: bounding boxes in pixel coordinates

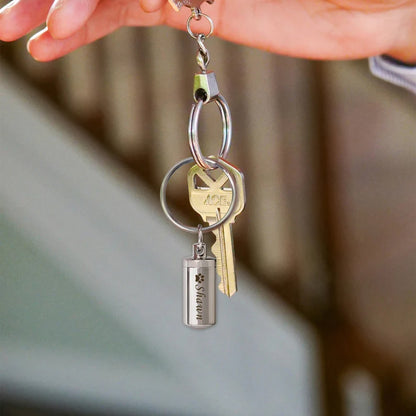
[160,0,246,329]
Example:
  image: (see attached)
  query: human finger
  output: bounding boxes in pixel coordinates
[140,0,165,13]
[28,0,164,61]
[47,0,100,39]
[0,0,53,41]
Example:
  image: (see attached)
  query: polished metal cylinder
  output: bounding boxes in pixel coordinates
[183,256,216,329]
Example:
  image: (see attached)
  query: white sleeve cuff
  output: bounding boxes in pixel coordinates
[369,56,416,94]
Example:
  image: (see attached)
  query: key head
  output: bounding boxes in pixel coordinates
[188,164,235,220]
[213,158,246,218]
[168,0,214,12]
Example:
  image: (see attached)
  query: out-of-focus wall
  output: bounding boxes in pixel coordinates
[1,22,416,415]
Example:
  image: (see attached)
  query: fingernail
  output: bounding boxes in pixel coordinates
[28,27,47,43]
[0,1,18,16]
[47,0,67,38]
[50,0,65,13]
[47,0,66,24]
[27,28,48,61]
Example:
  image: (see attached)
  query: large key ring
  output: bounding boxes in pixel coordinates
[160,157,237,234]
[189,95,232,171]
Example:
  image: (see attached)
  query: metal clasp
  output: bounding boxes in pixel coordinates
[168,0,214,12]
[194,72,219,103]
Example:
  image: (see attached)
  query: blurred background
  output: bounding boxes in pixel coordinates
[1,21,416,416]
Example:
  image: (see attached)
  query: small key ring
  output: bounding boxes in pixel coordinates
[189,95,232,171]
[187,12,214,40]
[160,157,238,234]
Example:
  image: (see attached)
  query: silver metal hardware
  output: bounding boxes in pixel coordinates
[160,157,238,234]
[168,0,214,12]
[186,6,214,73]
[195,34,210,73]
[160,1,245,327]
[183,238,216,329]
[188,94,232,170]
[182,0,232,172]
[194,71,219,103]
[186,12,214,40]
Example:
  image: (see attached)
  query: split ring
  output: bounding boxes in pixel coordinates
[160,157,237,234]
[188,95,232,171]
[187,12,214,40]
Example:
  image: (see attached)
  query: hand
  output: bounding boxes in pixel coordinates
[0,0,415,63]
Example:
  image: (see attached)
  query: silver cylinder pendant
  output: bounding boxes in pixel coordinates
[183,243,216,329]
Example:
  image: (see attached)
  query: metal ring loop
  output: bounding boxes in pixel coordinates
[160,157,237,234]
[197,224,204,244]
[189,94,232,171]
[187,12,214,40]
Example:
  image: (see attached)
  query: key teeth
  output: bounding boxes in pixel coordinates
[212,240,228,296]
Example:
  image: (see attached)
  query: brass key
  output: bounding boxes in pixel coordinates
[188,160,246,297]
